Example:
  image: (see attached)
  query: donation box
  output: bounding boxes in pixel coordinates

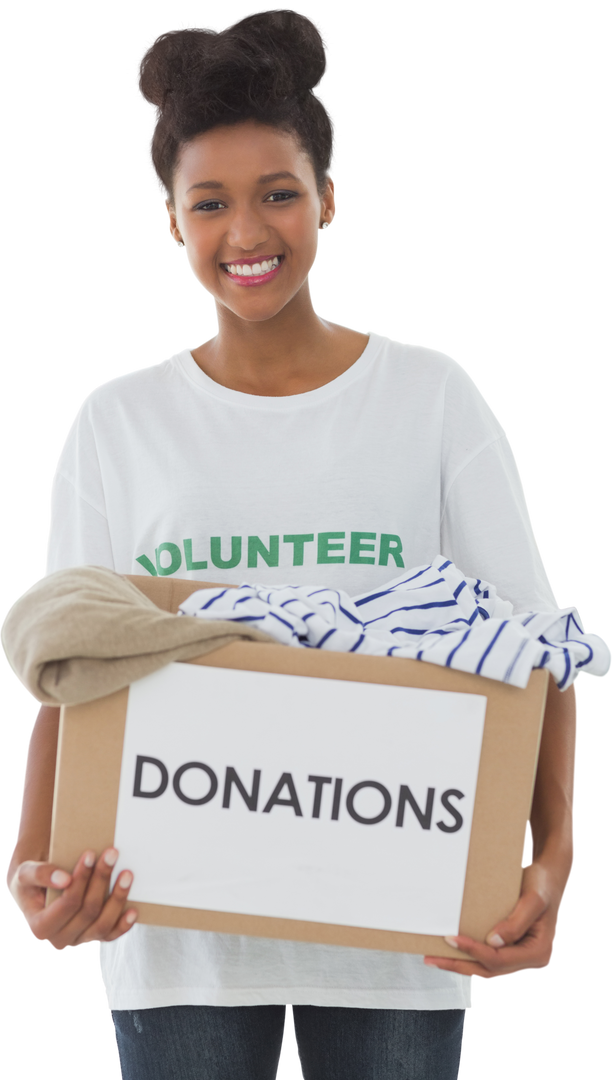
[49,576,549,960]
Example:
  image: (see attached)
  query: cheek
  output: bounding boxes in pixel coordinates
[186,233,222,285]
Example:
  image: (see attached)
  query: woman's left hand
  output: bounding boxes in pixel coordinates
[423,861,561,978]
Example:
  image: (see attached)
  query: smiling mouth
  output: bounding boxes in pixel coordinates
[221,255,284,286]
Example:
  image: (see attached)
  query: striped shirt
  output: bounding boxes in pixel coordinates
[178,556,609,691]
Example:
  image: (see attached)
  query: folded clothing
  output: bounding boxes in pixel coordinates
[1,566,273,706]
[178,556,610,691]
[2,561,608,708]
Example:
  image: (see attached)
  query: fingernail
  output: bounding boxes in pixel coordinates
[50,870,71,888]
[118,871,133,889]
[444,936,459,948]
[83,851,95,868]
[487,933,505,948]
[104,849,118,867]
[125,910,138,924]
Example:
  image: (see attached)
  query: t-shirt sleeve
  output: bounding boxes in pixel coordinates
[440,436,557,612]
[46,400,115,574]
[47,470,115,573]
[439,362,557,613]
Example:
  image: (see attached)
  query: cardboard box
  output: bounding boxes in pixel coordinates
[48,575,549,959]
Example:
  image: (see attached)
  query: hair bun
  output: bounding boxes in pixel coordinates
[139,11,333,201]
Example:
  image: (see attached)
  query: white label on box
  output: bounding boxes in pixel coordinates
[113,662,486,936]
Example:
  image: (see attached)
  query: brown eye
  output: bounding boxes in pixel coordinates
[193,193,295,211]
[265,191,297,203]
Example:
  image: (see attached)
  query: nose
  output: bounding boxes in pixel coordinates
[225,206,275,250]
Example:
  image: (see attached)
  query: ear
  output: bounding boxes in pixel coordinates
[162,198,182,247]
[321,174,341,232]
[328,174,336,221]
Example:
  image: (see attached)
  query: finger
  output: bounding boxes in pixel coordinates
[11,861,72,920]
[455,933,531,967]
[51,848,121,947]
[29,846,110,950]
[97,907,139,941]
[440,921,553,973]
[484,889,548,948]
[70,859,137,946]
[11,855,71,898]
[27,851,98,937]
[442,935,507,971]
[423,959,505,984]
[430,947,546,975]
[82,882,139,945]
[10,861,74,922]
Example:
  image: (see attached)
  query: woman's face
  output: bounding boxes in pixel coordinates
[168,121,334,323]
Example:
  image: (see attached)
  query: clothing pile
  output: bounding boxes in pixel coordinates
[2,560,608,708]
[179,556,610,691]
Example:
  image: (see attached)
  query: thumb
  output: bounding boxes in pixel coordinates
[486,889,548,948]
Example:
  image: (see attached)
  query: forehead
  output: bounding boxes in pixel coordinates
[174,122,314,192]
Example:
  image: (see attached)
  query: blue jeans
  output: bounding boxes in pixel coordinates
[112,1004,464,1079]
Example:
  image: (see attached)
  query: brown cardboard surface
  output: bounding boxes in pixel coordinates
[49,576,549,959]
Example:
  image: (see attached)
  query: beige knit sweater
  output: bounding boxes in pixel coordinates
[1,566,272,706]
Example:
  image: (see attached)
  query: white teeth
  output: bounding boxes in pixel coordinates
[224,257,281,276]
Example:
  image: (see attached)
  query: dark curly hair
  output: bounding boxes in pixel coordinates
[139,10,334,203]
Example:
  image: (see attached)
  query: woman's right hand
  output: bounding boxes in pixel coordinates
[8,848,138,948]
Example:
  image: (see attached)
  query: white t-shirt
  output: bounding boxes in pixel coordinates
[47,332,557,1011]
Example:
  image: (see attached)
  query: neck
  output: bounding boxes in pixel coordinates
[191,284,363,396]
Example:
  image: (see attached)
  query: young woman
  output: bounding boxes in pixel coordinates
[7,11,574,1080]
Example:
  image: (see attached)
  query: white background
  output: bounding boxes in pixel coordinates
[115,664,485,932]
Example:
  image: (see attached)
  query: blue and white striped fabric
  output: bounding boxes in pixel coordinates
[178,557,610,691]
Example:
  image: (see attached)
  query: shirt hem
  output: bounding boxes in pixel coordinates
[106,984,471,1011]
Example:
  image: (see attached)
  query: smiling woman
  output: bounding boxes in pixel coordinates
[7,8,577,1080]
[138,12,368,396]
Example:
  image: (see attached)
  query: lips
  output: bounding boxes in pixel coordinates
[222,253,284,285]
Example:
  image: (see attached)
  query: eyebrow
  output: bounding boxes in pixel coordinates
[186,171,301,194]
